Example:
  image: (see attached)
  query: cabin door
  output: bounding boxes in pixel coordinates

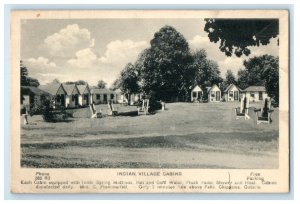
[198,92,202,100]
[216,91,220,101]
[60,95,65,107]
[74,94,79,106]
[85,94,89,105]
[234,91,238,100]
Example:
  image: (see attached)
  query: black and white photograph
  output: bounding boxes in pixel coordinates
[10,10,289,193]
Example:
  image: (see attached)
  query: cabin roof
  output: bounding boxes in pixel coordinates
[224,84,241,92]
[207,84,220,92]
[21,86,51,96]
[39,83,62,95]
[62,83,78,95]
[90,88,115,94]
[243,86,266,92]
[192,85,202,92]
[77,84,90,94]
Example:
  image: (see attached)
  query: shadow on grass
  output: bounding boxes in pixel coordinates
[116,110,139,117]
[21,131,279,151]
[44,119,74,123]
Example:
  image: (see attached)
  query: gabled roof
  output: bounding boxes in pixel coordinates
[39,83,62,95]
[21,86,51,96]
[77,84,90,94]
[243,86,266,92]
[91,88,115,94]
[62,83,78,95]
[224,84,241,93]
[192,85,203,92]
[207,84,220,92]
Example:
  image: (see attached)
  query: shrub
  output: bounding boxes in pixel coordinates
[148,98,162,112]
[40,98,70,122]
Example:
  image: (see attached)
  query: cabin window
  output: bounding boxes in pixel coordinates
[103,94,107,102]
[96,94,100,100]
[211,91,215,97]
[72,95,78,101]
[192,92,197,97]
[229,91,234,97]
[56,95,61,102]
[198,92,202,99]
[259,91,263,100]
[110,94,114,100]
[250,92,255,98]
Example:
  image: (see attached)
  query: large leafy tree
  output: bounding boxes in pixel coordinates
[225,69,236,85]
[119,63,140,104]
[220,69,237,91]
[262,58,279,104]
[20,60,40,87]
[204,19,279,57]
[236,69,249,90]
[111,78,121,91]
[192,49,223,88]
[237,55,279,103]
[141,25,195,102]
[243,55,274,86]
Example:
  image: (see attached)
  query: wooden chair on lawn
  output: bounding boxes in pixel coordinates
[107,100,118,116]
[235,96,250,120]
[138,99,149,116]
[89,103,102,118]
[254,98,273,125]
[160,101,166,111]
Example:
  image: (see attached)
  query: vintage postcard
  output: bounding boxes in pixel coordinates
[10,10,289,193]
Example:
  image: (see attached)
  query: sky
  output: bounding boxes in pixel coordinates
[21,19,279,87]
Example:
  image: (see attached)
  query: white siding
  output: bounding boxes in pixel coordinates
[78,95,83,106]
[65,95,71,107]
[92,94,101,104]
[191,85,203,102]
[226,85,240,102]
[79,93,90,106]
[244,91,269,102]
[208,85,221,102]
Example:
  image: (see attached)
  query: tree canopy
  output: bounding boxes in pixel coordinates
[116,26,224,103]
[110,78,121,91]
[97,80,107,89]
[261,57,279,104]
[119,63,140,95]
[20,60,40,87]
[192,49,223,88]
[225,69,236,85]
[65,80,88,85]
[219,69,237,91]
[204,19,279,57]
[140,25,195,101]
[236,55,279,104]
[237,69,249,90]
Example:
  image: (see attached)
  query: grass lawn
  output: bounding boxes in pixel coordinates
[21,102,279,169]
